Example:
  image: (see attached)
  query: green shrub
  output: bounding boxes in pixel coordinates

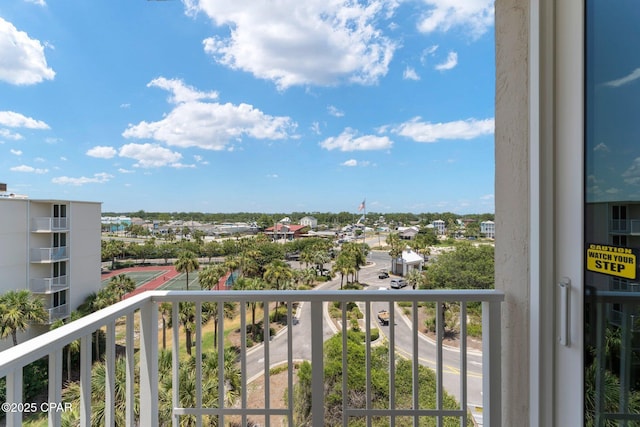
[466,322,482,338]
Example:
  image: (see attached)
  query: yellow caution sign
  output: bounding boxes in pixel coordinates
[587,244,636,279]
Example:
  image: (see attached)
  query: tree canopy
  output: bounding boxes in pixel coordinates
[425,243,495,290]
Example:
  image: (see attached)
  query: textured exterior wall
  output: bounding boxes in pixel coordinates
[495,0,531,424]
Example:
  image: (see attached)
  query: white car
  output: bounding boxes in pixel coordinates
[390,279,407,289]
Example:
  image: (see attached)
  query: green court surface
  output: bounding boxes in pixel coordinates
[156,271,202,291]
[101,270,204,291]
[101,270,163,288]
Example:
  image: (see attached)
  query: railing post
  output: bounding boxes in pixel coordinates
[105,321,116,426]
[483,299,502,427]
[49,349,63,426]
[139,299,158,426]
[311,300,325,426]
[80,334,92,426]
[126,313,135,427]
[6,367,23,426]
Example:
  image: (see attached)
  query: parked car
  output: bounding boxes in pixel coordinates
[390,278,407,289]
[378,271,389,279]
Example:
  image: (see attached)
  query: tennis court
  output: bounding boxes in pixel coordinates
[101,267,214,293]
[155,271,202,291]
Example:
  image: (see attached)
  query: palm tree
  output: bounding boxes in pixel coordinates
[331,254,350,289]
[91,290,113,358]
[263,260,293,322]
[198,264,227,291]
[0,289,47,346]
[237,278,265,339]
[159,302,172,350]
[175,251,200,290]
[50,310,82,381]
[176,302,212,356]
[108,274,136,298]
[178,302,196,356]
[205,301,237,347]
[406,269,425,290]
[62,356,139,426]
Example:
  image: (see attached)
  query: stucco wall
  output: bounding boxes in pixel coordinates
[495,0,530,424]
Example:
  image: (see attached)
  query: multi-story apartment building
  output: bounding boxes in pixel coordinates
[0,193,102,351]
[431,219,446,235]
[480,220,495,239]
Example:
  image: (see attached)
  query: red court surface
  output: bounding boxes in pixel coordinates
[101,265,179,299]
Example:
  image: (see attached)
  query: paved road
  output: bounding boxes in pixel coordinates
[244,250,485,421]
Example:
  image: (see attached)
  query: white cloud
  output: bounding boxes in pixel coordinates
[193,155,209,165]
[393,117,494,142]
[0,111,50,129]
[310,122,321,135]
[148,77,218,104]
[24,0,46,5]
[623,158,640,185]
[10,149,22,155]
[266,174,279,179]
[52,173,113,186]
[86,146,117,159]
[594,142,610,152]
[123,78,296,150]
[604,68,640,88]
[421,45,439,64]
[118,168,135,174]
[0,17,55,85]
[189,0,397,89]
[0,128,23,140]
[417,0,494,39]
[118,143,183,168]
[328,105,345,117]
[403,67,420,81]
[320,128,393,151]
[10,164,48,174]
[341,159,371,167]
[435,51,458,71]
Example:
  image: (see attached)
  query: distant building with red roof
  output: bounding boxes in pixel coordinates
[264,223,308,240]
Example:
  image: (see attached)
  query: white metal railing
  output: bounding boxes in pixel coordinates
[631,220,640,235]
[30,276,69,294]
[31,217,69,232]
[30,246,68,263]
[0,290,504,427]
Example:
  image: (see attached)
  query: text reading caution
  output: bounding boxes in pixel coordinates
[587,244,636,279]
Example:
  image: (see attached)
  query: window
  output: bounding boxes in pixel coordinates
[53,290,66,308]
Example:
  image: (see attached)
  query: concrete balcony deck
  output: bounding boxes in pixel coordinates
[0,289,503,426]
[31,217,69,232]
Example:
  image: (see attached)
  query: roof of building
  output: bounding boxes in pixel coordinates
[265,224,307,232]
[402,249,424,263]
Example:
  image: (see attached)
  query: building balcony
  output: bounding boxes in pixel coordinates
[30,276,69,294]
[30,246,69,263]
[31,217,69,232]
[46,304,69,324]
[0,289,504,426]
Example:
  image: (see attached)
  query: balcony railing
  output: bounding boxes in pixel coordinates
[46,304,69,324]
[30,276,69,294]
[30,246,68,263]
[0,289,504,426]
[31,217,69,232]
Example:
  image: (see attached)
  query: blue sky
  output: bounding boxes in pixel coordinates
[0,0,495,214]
[586,0,640,204]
